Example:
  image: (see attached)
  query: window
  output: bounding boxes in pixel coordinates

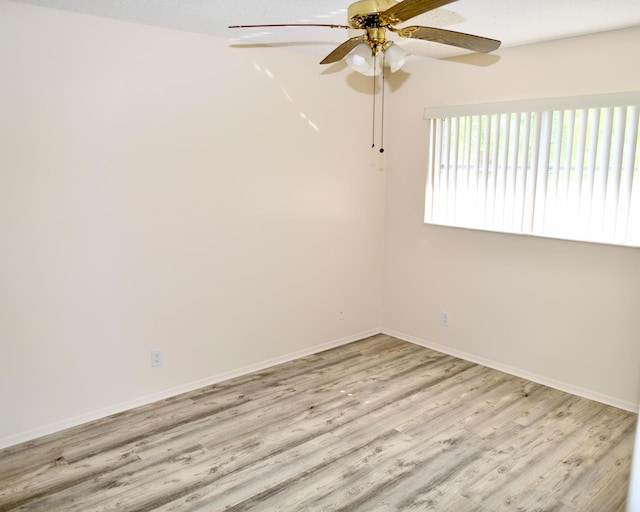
[424,92,640,247]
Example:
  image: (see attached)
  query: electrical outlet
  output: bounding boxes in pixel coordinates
[441,311,450,327]
[338,309,344,321]
[151,349,163,367]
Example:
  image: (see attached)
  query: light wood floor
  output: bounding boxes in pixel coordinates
[0,334,636,511]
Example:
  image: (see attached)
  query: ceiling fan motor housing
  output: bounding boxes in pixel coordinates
[348,0,397,26]
[348,0,398,53]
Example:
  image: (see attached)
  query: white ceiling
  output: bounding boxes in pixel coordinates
[11,0,640,60]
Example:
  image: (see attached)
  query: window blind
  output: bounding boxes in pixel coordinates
[424,93,640,247]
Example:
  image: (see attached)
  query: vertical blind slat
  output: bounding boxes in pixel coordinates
[606,107,627,242]
[494,113,509,229]
[472,116,483,226]
[593,107,614,240]
[505,113,520,231]
[450,116,460,223]
[441,117,451,222]
[623,106,640,245]
[570,109,588,233]
[559,110,575,233]
[426,118,438,222]
[517,112,531,232]
[533,111,552,233]
[523,112,542,232]
[487,114,500,226]
[480,115,491,226]
[546,110,564,235]
[460,116,473,225]
[580,108,600,237]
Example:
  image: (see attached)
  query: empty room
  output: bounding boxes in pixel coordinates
[1,0,640,510]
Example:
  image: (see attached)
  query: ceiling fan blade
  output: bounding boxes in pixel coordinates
[320,36,367,64]
[381,0,457,25]
[229,23,350,29]
[396,26,501,53]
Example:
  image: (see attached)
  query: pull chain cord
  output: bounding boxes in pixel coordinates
[370,51,386,153]
[379,52,385,153]
[371,53,377,148]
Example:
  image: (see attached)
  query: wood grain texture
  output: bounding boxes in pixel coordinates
[0,334,635,511]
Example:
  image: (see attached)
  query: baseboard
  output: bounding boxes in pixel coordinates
[0,329,380,450]
[382,328,638,413]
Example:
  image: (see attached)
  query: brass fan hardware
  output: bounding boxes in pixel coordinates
[229,0,501,70]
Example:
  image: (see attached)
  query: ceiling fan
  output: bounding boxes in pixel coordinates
[229,0,501,75]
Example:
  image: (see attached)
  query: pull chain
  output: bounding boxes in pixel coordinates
[370,52,386,153]
[379,52,385,153]
[371,54,377,148]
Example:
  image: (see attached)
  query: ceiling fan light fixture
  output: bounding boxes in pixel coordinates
[347,42,406,75]
[384,42,407,73]
[347,43,375,74]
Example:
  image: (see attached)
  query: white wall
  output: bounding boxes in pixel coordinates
[0,1,386,447]
[382,27,640,410]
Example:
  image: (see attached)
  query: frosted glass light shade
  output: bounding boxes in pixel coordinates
[385,43,407,73]
[347,43,374,74]
[362,53,383,76]
[347,42,407,75]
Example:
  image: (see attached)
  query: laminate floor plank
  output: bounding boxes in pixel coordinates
[189,352,455,459]
[461,412,585,496]
[0,397,197,480]
[505,406,636,509]
[331,429,486,512]
[8,445,207,512]
[151,430,362,512]
[511,387,575,428]
[0,334,635,511]
[387,422,526,511]
[462,403,630,511]
[560,417,636,512]
[225,425,470,512]
[138,395,382,510]
[394,371,517,438]
[221,429,416,512]
[331,365,502,452]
